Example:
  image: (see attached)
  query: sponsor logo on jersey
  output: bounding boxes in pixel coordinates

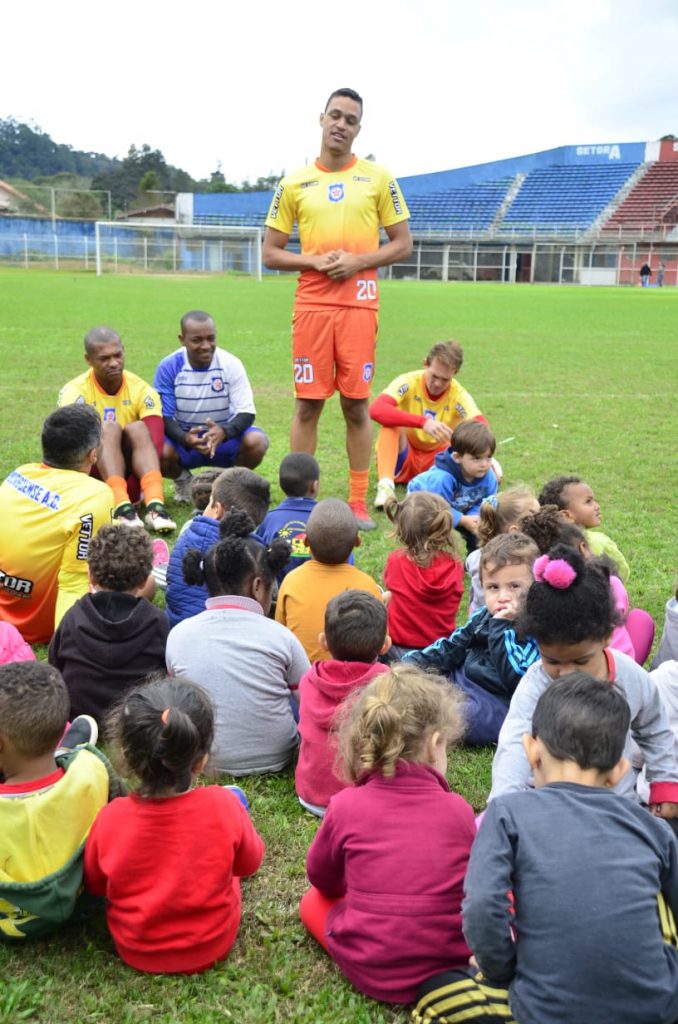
[352,175,371,182]
[0,568,33,598]
[300,180,319,189]
[103,408,116,421]
[388,180,402,215]
[143,396,155,408]
[397,383,409,397]
[328,183,345,203]
[455,403,467,418]
[76,514,94,561]
[363,362,374,382]
[211,376,225,393]
[269,183,284,219]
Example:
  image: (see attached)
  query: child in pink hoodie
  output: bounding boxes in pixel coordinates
[295,590,390,816]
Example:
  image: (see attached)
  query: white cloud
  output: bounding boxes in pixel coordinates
[2,0,677,184]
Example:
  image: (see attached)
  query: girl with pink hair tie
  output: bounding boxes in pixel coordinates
[490,544,678,826]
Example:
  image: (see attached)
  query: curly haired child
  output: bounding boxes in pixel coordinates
[300,664,475,1004]
[49,525,168,727]
[538,475,630,582]
[519,505,654,665]
[490,544,678,821]
[383,491,464,658]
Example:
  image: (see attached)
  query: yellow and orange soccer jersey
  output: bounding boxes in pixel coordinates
[266,156,409,310]
[57,369,161,426]
[0,464,112,644]
[383,370,482,452]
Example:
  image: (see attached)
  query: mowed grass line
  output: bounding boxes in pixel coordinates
[0,270,676,1023]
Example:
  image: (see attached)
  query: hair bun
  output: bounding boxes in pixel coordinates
[533,553,577,589]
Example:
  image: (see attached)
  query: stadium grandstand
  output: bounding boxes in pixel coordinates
[3,139,678,284]
[175,136,678,286]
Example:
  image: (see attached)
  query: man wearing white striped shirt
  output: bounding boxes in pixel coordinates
[154,310,269,501]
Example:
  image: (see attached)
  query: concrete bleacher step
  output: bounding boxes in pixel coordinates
[491,173,525,231]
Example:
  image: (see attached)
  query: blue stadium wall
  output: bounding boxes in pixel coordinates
[181,141,650,221]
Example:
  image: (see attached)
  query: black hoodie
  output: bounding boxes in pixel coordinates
[48,591,169,727]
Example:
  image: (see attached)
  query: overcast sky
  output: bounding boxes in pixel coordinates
[3,0,678,185]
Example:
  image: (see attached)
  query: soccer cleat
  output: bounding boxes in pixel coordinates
[57,715,99,753]
[374,479,396,510]
[113,502,144,527]
[173,469,194,504]
[145,503,177,533]
[348,500,377,532]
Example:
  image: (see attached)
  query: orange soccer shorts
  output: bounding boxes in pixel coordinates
[292,308,378,400]
[394,437,448,484]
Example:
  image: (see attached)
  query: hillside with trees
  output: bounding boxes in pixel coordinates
[0,117,281,217]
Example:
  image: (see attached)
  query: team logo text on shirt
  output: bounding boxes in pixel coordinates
[0,568,33,598]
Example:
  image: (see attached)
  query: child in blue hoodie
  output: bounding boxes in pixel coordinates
[165,467,270,626]
[407,421,498,553]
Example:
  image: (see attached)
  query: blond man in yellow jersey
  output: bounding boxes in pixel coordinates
[369,341,487,510]
[263,87,412,530]
[0,406,112,644]
[58,327,175,533]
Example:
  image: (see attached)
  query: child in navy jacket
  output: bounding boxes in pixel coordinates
[255,453,319,582]
[405,533,539,745]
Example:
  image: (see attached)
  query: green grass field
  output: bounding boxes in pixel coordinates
[0,270,677,1022]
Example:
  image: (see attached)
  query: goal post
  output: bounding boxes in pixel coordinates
[94,222,262,279]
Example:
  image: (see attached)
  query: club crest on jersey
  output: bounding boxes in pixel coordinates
[363,362,374,382]
[328,183,345,203]
[143,396,155,409]
[103,408,116,421]
[211,376,224,393]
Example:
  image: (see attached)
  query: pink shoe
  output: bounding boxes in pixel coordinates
[152,538,170,569]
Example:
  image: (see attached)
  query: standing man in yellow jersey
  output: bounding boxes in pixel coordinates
[263,87,412,530]
[369,341,487,509]
[58,327,175,532]
[0,405,112,644]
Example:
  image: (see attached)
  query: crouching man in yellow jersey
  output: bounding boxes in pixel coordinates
[58,327,175,533]
[263,87,412,530]
[0,405,112,644]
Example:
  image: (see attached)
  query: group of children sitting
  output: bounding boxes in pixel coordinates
[2,431,678,1024]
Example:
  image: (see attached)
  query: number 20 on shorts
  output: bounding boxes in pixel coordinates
[294,359,314,384]
[356,279,377,301]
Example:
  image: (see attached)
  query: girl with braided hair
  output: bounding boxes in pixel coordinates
[299,664,475,1004]
[166,510,309,775]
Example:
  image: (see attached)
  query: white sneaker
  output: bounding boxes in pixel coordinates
[145,504,177,533]
[113,502,144,527]
[374,479,396,510]
[173,469,194,504]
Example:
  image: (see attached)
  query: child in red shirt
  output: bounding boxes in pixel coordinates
[384,491,464,659]
[84,676,264,974]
